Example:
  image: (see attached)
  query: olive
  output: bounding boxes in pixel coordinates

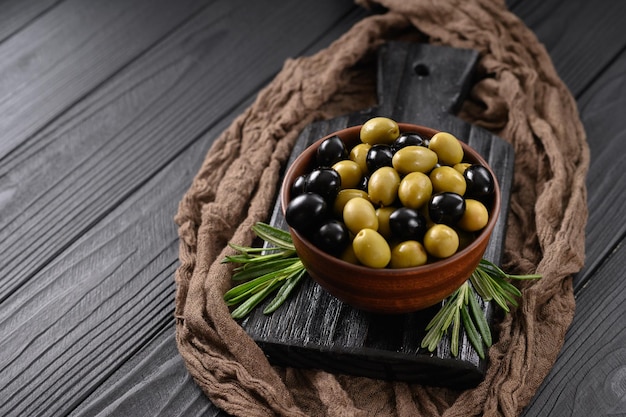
[375,206,397,239]
[312,219,350,255]
[392,132,429,152]
[390,240,428,268]
[340,244,360,265]
[365,144,394,173]
[305,168,341,204]
[333,188,369,217]
[356,175,369,192]
[428,132,464,166]
[389,207,427,241]
[360,117,400,145]
[317,135,348,167]
[428,192,466,226]
[349,143,371,174]
[291,174,308,198]
[285,192,328,234]
[391,145,438,175]
[429,166,467,195]
[368,166,400,206]
[464,164,495,198]
[423,224,459,258]
[352,228,391,268]
[342,197,378,234]
[332,159,362,189]
[453,162,472,175]
[398,172,432,209]
[457,199,489,232]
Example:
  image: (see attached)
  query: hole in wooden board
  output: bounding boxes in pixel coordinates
[413,62,430,77]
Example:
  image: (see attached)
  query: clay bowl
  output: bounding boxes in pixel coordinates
[280,123,501,314]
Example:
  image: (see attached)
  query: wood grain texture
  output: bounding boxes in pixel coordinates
[508,0,626,96]
[508,1,626,414]
[521,44,626,417]
[0,0,624,416]
[0,0,208,160]
[69,323,231,417]
[0,0,357,302]
[521,241,626,417]
[0,0,359,416]
[0,0,62,43]
[574,47,626,290]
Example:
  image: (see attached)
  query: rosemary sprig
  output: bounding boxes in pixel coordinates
[224,223,541,361]
[421,259,541,358]
[222,222,306,318]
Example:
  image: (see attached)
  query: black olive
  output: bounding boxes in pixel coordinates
[365,144,394,173]
[429,192,466,226]
[316,135,348,167]
[285,193,328,234]
[356,175,369,192]
[312,219,350,255]
[305,168,342,204]
[464,164,495,198]
[290,174,308,198]
[389,207,427,241]
[392,132,429,152]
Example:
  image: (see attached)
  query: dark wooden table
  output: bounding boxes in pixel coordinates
[1,1,625,416]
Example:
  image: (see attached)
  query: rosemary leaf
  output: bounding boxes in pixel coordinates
[467,287,492,347]
[230,278,284,319]
[252,222,295,250]
[451,306,461,357]
[460,303,485,359]
[263,267,306,314]
[231,258,301,281]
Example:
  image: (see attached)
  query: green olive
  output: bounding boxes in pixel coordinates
[333,188,369,217]
[390,240,428,268]
[349,143,371,174]
[391,145,438,175]
[340,243,360,265]
[368,166,400,206]
[457,199,489,231]
[352,228,391,268]
[453,162,472,175]
[398,172,432,209]
[360,117,400,145]
[343,197,378,234]
[423,224,459,258]
[332,160,362,189]
[429,166,467,195]
[375,206,397,239]
[428,132,464,166]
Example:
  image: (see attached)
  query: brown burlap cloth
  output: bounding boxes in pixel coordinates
[174,0,589,415]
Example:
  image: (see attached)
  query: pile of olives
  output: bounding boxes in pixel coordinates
[285,117,495,269]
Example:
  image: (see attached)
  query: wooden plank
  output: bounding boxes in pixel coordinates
[572,47,626,291]
[521,241,626,416]
[521,43,626,417]
[0,1,362,416]
[241,43,515,388]
[68,324,231,417]
[0,0,208,160]
[0,0,62,43]
[0,0,357,303]
[0,111,235,417]
[508,0,626,97]
[508,1,626,415]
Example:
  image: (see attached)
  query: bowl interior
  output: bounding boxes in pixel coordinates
[280,123,501,313]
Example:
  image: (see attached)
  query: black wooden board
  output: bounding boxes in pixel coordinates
[240,42,515,388]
